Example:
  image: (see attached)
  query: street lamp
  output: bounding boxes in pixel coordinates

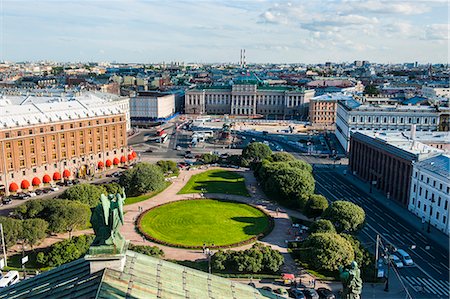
[427,198,436,233]
[369,180,377,193]
[203,243,214,274]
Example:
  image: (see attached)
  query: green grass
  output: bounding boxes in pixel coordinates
[125,181,171,206]
[139,199,269,247]
[178,169,249,196]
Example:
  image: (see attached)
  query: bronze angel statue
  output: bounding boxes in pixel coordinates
[91,187,126,250]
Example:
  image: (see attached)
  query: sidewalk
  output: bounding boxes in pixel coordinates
[334,165,449,251]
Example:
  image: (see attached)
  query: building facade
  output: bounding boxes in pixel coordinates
[408,154,450,235]
[0,92,134,195]
[130,91,175,121]
[336,101,441,151]
[185,82,314,120]
[309,93,354,127]
[349,130,443,206]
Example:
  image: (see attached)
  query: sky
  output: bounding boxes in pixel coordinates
[1,0,449,64]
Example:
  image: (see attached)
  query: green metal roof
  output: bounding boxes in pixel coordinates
[0,250,268,299]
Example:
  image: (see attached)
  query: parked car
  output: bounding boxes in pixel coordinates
[65,180,73,187]
[2,197,12,205]
[56,181,65,187]
[42,188,52,194]
[316,288,335,299]
[248,282,256,288]
[35,189,44,195]
[14,193,30,200]
[274,288,289,296]
[72,179,80,185]
[50,186,59,192]
[261,286,273,292]
[0,271,20,288]
[396,249,414,266]
[302,288,319,299]
[389,255,404,268]
[27,192,37,197]
[288,288,306,299]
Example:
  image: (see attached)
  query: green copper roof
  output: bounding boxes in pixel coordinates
[0,250,268,299]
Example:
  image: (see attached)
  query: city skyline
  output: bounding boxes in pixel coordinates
[1,0,449,64]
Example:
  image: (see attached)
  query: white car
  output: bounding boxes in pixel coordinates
[27,192,37,197]
[50,186,59,191]
[396,249,414,266]
[389,255,404,268]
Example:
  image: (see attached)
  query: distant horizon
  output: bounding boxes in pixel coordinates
[1,1,448,64]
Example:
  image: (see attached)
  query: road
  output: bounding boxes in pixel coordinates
[314,167,449,299]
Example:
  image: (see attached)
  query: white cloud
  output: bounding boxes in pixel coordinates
[338,0,431,15]
[424,24,450,40]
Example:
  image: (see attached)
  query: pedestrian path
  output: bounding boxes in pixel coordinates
[402,276,449,297]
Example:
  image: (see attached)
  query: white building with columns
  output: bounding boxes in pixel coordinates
[408,154,450,235]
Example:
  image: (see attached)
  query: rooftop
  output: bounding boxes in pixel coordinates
[416,154,450,179]
[0,91,128,129]
[311,93,355,102]
[0,250,266,299]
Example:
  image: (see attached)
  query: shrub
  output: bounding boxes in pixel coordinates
[200,154,220,164]
[211,243,284,274]
[128,243,164,257]
[242,142,272,165]
[102,182,123,195]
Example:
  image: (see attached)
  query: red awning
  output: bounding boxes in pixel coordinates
[113,157,120,165]
[53,172,61,180]
[120,156,126,163]
[98,161,104,169]
[21,180,30,189]
[106,159,112,167]
[63,169,71,178]
[32,177,41,186]
[282,273,295,280]
[43,174,52,183]
[127,154,133,161]
[131,151,137,158]
[9,182,18,192]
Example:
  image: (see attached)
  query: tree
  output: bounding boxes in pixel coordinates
[15,199,91,234]
[322,201,365,233]
[0,217,23,248]
[120,162,165,196]
[37,234,94,267]
[156,160,180,176]
[102,182,123,195]
[364,84,379,95]
[304,194,329,219]
[309,219,336,234]
[242,142,272,164]
[301,232,354,271]
[212,250,229,271]
[267,152,295,162]
[20,219,48,249]
[200,153,220,164]
[62,184,106,208]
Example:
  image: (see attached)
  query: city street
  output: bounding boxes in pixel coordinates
[314,167,449,299]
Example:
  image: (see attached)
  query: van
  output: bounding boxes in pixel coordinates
[0,271,20,288]
[396,249,414,266]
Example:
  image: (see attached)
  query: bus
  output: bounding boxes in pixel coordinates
[156,133,169,143]
[0,271,20,288]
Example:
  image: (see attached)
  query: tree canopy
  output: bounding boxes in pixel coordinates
[304,194,329,219]
[62,183,106,208]
[309,219,336,234]
[267,152,296,162]
[156,160,180,176]
[200,154,220,164]
[212,243,284,273]
[120,162,165,196]
[242,142,272,165]
[322,201,366,233]
[301,232,355,271]
[20,219,48,248]
[0,217,23,248]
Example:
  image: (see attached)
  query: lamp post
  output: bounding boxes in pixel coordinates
[369,180,377,193]
[203,243,214,274]
[427,198,436,233]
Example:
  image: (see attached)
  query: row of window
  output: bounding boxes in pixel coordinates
[414,172,449,193]
[351,116,437,125]
[3,117,124,139]
[411,199,447,225]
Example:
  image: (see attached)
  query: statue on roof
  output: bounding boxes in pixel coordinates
[91,188,126,252]
[339,261,363,299]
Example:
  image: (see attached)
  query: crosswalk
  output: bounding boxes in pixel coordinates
[403,276,449,297]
